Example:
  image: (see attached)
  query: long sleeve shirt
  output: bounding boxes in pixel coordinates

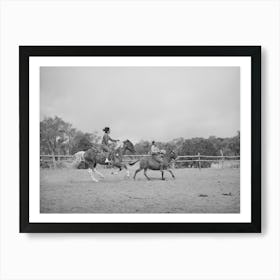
[102,133,117,145]
[151,144,160,154]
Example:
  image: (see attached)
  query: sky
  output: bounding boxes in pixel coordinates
[40,66,240,143]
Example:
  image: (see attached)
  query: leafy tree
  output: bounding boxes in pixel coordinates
[179,138,217,156]
[134,140,151,154]
[40,116,73,167]
[71,131,101,154]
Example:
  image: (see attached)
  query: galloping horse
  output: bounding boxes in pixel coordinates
[83,140,135,182]
[129,150,177,181]
[73,151,86,165]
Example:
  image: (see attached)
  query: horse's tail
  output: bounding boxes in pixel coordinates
[73,151,86,167]
[129,159,140,166]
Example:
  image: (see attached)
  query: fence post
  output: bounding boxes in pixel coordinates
[198,152,201,170]
[220,149,224,169]
[51,153,56,168]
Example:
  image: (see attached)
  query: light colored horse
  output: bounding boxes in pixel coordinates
[73,151,85,163]
[83,140,135,182]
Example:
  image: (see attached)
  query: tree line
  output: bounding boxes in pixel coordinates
[40,116,240,159]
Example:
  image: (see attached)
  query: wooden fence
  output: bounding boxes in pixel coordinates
[174,154,240,169]
[40,155,74,162]
[40,154,240,169]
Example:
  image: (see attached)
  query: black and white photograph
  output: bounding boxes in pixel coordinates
[19,46,261,232]
[3,1,279,279]
[40,65,241,214]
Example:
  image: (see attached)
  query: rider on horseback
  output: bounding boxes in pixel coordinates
[101,127,119,163]
[151,141,164,170]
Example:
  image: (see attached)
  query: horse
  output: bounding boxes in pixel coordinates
[83,139,135,182]
[129,150,177,180]
[73,151,85,164]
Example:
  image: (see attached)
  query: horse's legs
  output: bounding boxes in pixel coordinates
[88,168,98,182]
[133,168,142,180]
[123,164,130,177]
[111,170,119,175]
[110,162,119,175]
[161,170,165,180]
[144,168,151,181]
[111,163,130,177]
[167,169,175,179]
[93,167,105,178]
[87,162,98,182]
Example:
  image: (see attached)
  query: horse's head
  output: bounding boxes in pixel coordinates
[168,150,177,161]
[123,139,135,154]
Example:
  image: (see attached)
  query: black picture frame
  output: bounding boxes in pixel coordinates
[20,46,261,233]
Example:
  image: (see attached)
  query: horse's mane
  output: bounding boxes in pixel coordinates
[164,149,177,159]
[114,141,124,150]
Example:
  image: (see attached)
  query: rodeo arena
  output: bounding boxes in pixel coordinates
[40,135,240,214]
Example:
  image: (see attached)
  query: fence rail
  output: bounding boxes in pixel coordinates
[176,155,240,159]
[40,153,240,169]
[40,155,73,161]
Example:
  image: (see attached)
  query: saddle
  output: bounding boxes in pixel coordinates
[101,148,120,163]
[95,142,122,163]
[151,153,164,164]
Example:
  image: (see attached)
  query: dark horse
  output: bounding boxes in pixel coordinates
[129,150,177,180]
[83,140,135,182]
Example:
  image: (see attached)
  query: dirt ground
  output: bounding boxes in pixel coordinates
[40,167,240,213]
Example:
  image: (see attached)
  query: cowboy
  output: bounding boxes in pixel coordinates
[101,127,119,163]
[150,141,164,169]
